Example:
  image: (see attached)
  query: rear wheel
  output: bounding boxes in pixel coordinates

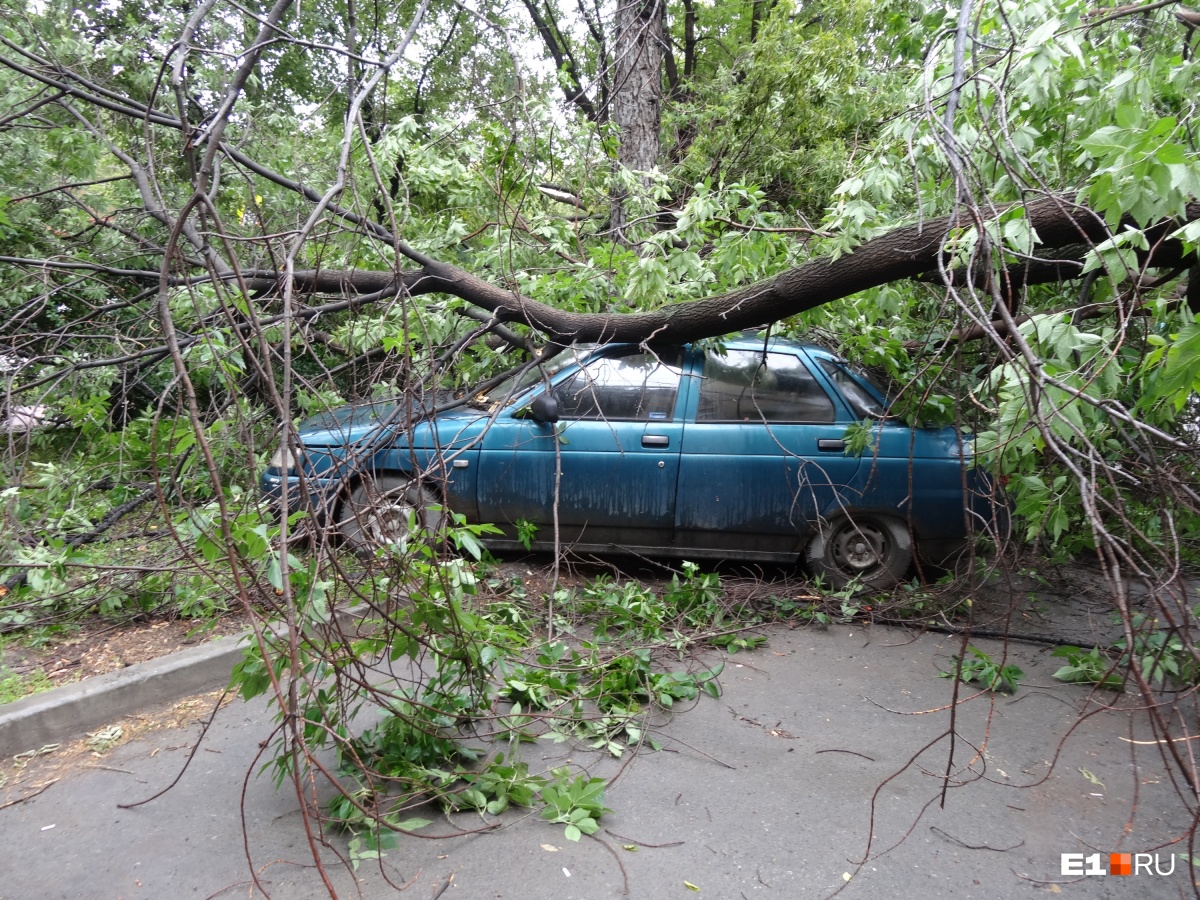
[806,515,911,591]
[336,474,443,552]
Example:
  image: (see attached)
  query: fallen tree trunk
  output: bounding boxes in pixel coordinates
[236,196,1198,345]
[5,195,1194,392]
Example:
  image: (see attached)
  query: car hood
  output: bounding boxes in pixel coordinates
[296,400,404,445]
[296,400,488,450]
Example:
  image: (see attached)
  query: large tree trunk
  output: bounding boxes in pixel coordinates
[610,0,664,245]
[10,197,1193,352]
[233,196,1197,345]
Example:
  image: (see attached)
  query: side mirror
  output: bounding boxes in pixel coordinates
[529,393,559,423]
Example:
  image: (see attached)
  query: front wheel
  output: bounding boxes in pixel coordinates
[336,474,443,553]
[805,515,912,591]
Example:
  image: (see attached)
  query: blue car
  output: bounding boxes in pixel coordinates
[262,335,1001,589]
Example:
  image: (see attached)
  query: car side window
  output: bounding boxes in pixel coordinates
[698,350,835,423]
[819,360,887,418]
[552,349,683,421]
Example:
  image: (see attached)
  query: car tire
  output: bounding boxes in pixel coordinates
[336,474,444,552]
[806,514,912,591]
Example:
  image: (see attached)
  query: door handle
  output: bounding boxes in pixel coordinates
[817,439,845,452]
[642,435,670,448]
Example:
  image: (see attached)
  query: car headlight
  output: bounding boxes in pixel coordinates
[268,444,303,472]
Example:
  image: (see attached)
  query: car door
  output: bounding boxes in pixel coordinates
[674,347,862,559]
[476,347,686,551]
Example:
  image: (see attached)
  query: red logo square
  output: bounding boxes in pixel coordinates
[1109,853,1132,876]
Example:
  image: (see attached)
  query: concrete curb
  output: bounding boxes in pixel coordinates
[0,605,374,759]
[0,632,251,759]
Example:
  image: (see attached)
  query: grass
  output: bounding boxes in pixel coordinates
[0,665,56,705]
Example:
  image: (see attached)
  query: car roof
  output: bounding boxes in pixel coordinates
[575,332,839,361]
[718,331,838,360]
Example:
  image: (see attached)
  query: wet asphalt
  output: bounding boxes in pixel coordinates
[0,624,1194,899]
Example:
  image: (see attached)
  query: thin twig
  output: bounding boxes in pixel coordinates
[117,689,230,808]
[930,825,1024,852]
[0,779,58,809]
[604,829,685,849]
[815,748,876,762]
[587,832,630,895]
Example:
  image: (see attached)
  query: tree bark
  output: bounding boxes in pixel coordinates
[610,0,665,243]
[234,196,1198,346]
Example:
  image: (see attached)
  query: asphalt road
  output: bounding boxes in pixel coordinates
[1,624,1194,899]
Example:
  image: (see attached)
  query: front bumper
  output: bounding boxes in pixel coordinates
[260,468,344,525]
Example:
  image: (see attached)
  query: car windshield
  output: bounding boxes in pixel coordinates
[819,360,889,418]
[474,346,590,409]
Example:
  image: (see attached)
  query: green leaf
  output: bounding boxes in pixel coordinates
[456,530,484,560]
[393,817,432,831]
[1156,142,1188,165]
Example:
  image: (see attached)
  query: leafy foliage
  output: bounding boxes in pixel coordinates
[941,646,1024,694]
[1051,645,1124,691]
[226,529,735,851]
[540,770,612,842]
[1116,613,1200,689]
